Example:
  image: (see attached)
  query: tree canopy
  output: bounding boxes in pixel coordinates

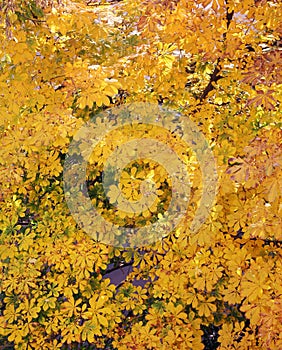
[0,0,281,349]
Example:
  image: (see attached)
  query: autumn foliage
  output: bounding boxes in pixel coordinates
[0,0,281,349]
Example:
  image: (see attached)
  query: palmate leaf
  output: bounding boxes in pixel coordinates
[246,89,278,110]
[241,270,270,303]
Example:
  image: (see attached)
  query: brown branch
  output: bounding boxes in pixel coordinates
[199,1,234,102]
[20,15,46,23]
[199,60,222,101]
[103,260,134,275]
[86,0,123,6]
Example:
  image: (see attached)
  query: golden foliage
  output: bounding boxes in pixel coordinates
[0,0,281,349]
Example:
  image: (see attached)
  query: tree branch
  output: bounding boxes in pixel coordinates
[199,1,234,102]
[103,260,134,275]
[199,60,222,101]
[86,0,123,6]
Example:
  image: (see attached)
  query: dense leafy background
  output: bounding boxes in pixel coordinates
[0,0,281,349]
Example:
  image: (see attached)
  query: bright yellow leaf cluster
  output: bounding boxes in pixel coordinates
[0,0,281,349]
